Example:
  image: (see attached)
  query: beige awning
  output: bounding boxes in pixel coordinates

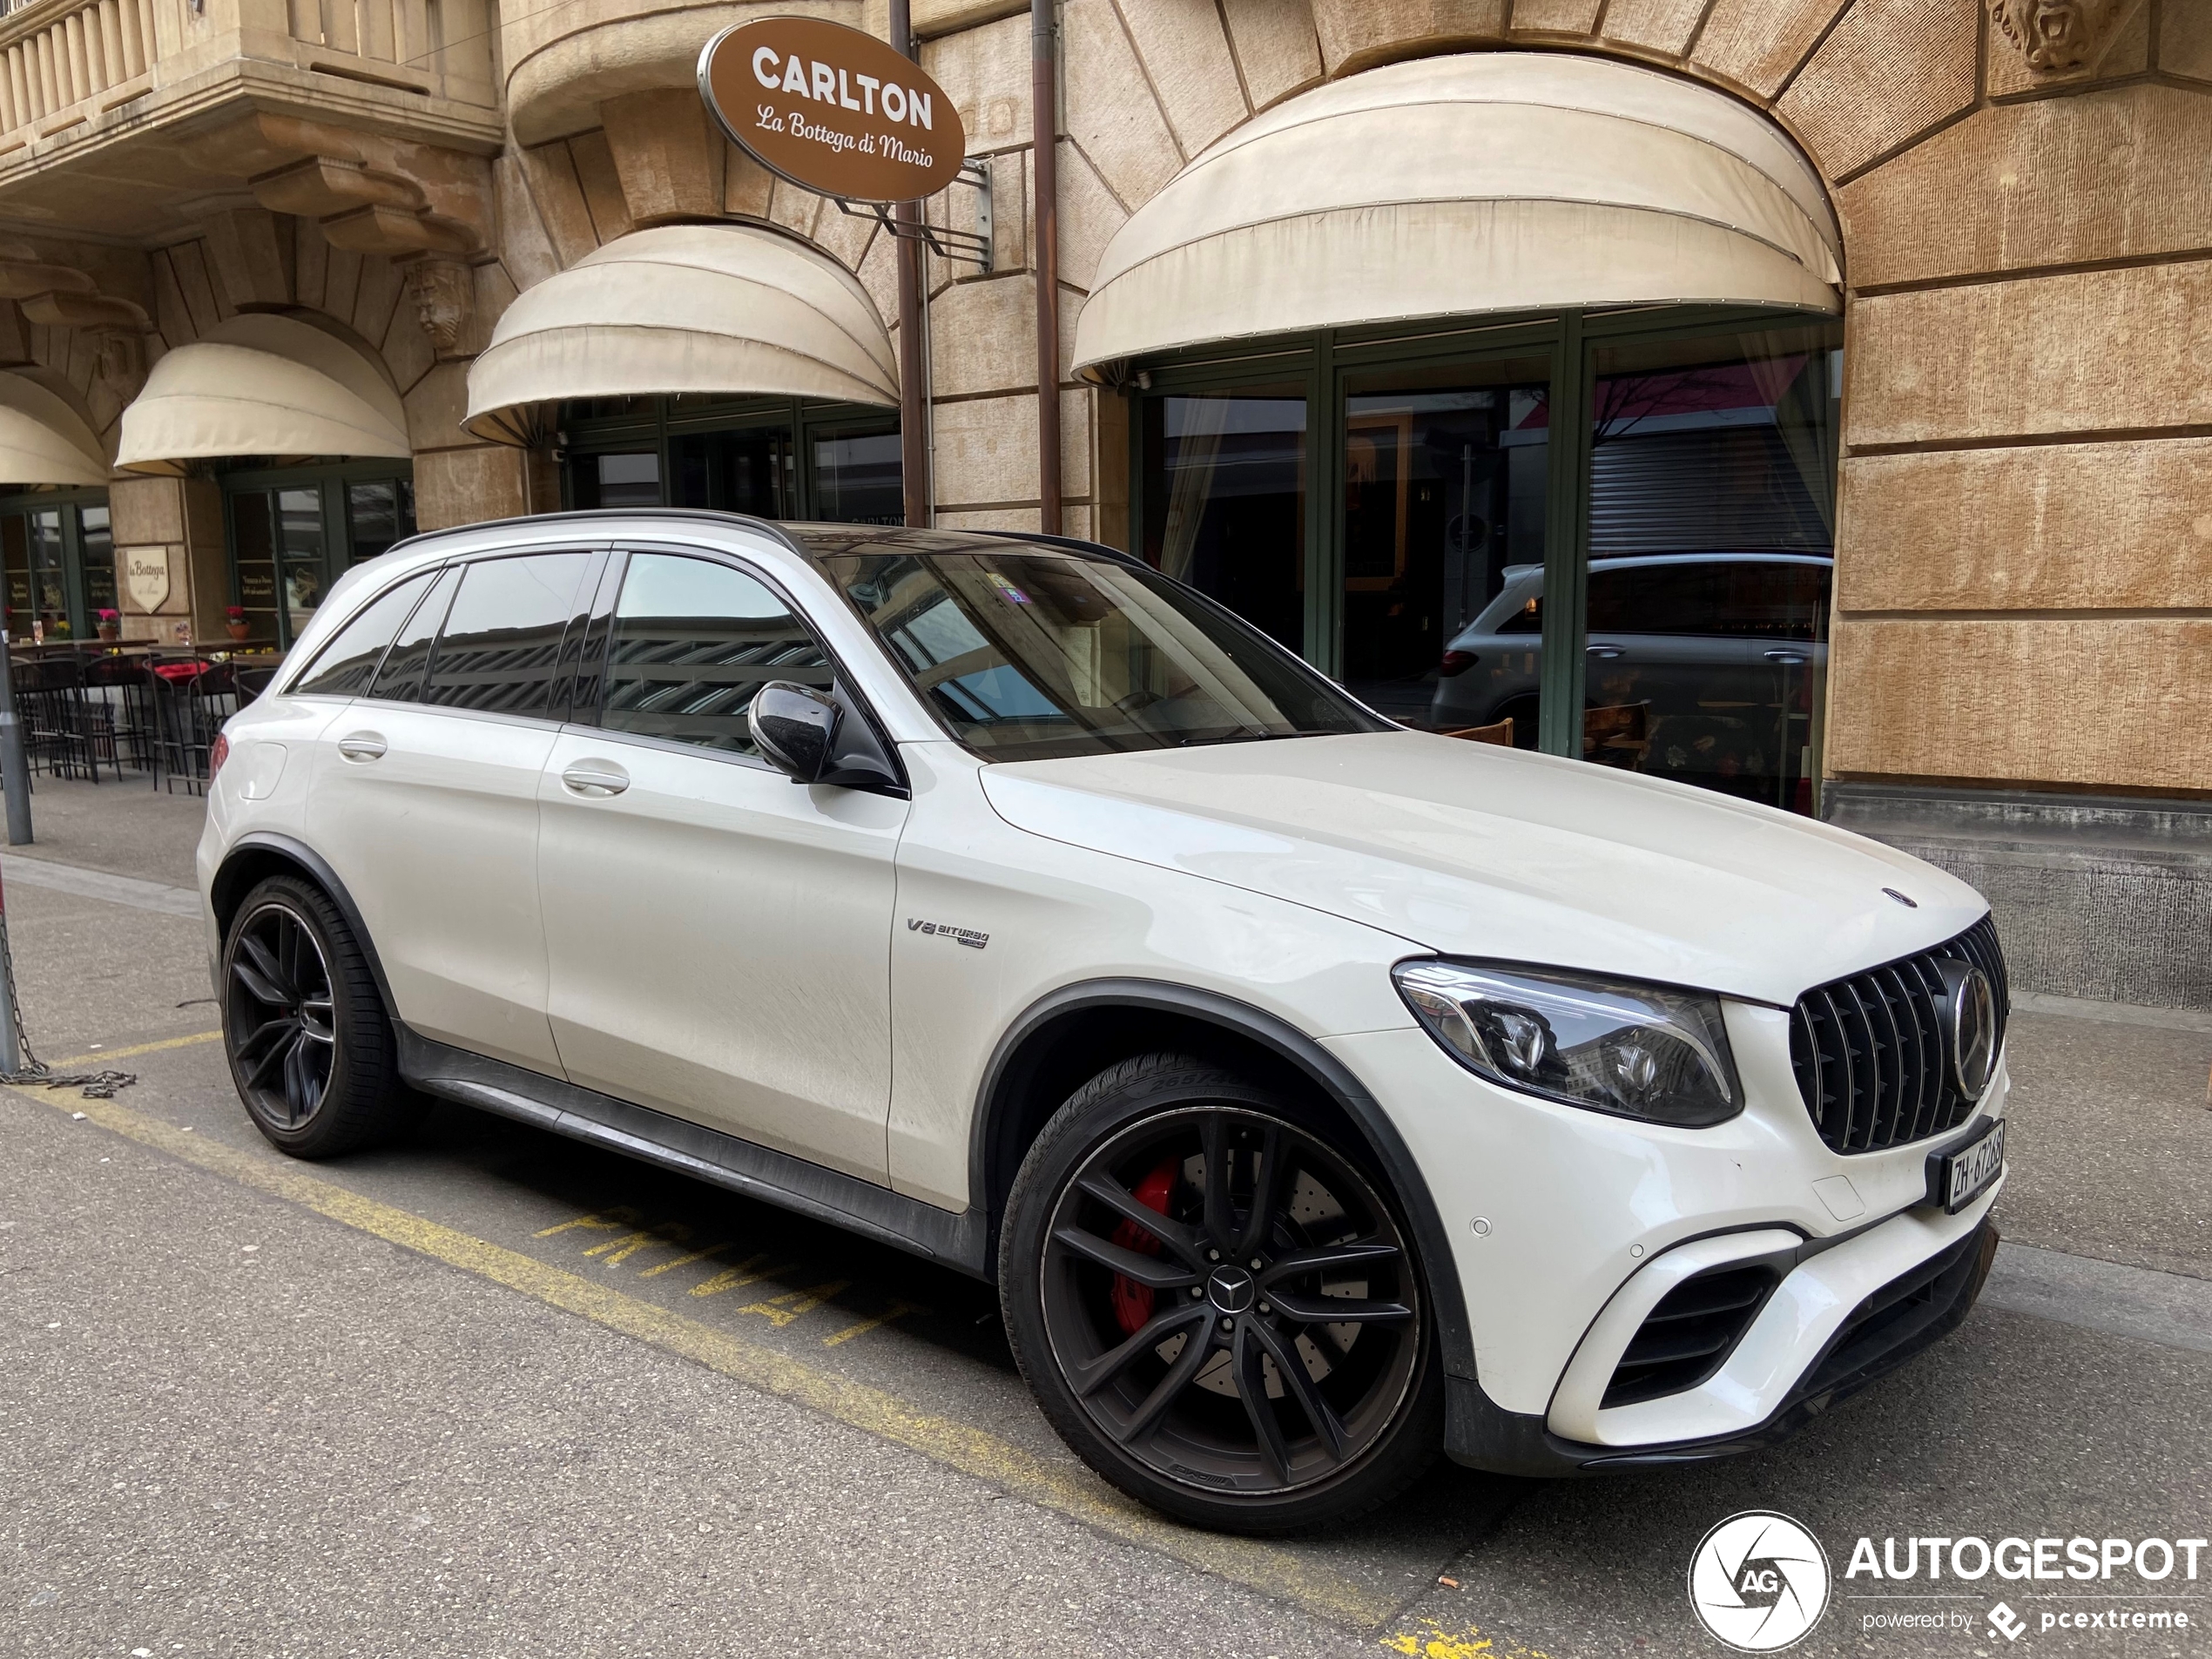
[1072,51,1843,374]
[463,224,898,445]
[117,313,410,475]
[0,373,108,486]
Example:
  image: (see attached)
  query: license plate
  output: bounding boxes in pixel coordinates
[1932,1116,2006,1213]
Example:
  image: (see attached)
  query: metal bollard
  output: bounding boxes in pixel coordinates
[0,629,30,846]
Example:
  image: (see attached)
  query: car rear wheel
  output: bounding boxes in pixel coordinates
[1000,1052,1441,1533]
[222,873,411,1158]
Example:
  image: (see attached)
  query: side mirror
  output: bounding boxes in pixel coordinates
[750,681,840,783]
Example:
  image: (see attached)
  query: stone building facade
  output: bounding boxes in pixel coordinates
[0,0,2202,1004]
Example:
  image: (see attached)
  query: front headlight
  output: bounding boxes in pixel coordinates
[1393,960,1741,1127]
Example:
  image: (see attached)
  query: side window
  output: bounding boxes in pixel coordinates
[1714,561,1831,641]
[292,569,436,697]
[600,552,832,756]
[423,552,593,715]
[1587,563,1726,636]
[369,564,458,703]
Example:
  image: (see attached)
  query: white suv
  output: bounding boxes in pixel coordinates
[199,513,2010,1534]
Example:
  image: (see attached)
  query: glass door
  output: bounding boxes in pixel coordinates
[1139,388,1306,652]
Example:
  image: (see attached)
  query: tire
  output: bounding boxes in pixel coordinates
[1000,1052,1442,1534]
[220,873,411,1158]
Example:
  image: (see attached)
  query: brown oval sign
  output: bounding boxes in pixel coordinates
[698,17,966,206]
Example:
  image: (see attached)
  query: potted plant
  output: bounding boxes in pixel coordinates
[225,604,253,644]
[96,607,120,643]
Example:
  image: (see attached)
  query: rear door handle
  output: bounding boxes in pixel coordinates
[1763,650,1809,665]
[1585,644,1624,659]
[561,761,630,798]
[336,732,387,761]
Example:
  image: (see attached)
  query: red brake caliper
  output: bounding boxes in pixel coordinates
[1109,1157,1180,1336]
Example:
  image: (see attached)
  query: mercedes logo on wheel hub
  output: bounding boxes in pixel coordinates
[1205,1265,1256,1315]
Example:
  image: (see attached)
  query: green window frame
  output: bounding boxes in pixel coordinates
[0,487,113,643]
[1123,303,1838,760]
[221,461,417,651]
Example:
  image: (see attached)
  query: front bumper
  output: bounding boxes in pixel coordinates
[1445,1215,1998,1475]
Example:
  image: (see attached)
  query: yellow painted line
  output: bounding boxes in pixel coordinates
[9,1080,1402,1629]
[47,1028,223,1069]
[1383,1618,1554,1659]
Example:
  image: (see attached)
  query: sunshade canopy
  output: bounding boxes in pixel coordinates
[1071,51,1844,374]
[464,224,899,445]
[117,313,410,474]
[0,373,108,485]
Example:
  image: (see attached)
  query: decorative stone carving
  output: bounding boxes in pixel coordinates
[1988,0,2129,72]
[407,259,473,354]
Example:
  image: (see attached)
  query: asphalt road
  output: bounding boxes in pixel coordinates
[3,779,2209,1658]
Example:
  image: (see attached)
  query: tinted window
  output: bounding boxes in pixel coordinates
[293,570,436,697]
[424,553,591,714]
[1711,560,1829,641]
[600,554,830,755]
[369,564,458,702]
[818,548,1386,761]
[1587,563,1725,635]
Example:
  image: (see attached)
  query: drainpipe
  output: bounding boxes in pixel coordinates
[1031,0,1062,535]
[891,0,930,529]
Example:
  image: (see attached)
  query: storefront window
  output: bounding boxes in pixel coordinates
[1139,391,1305,652]
[562,398,900,524]
[347,480,416,563]
[1579,324,1841,812]
[1344,359,1548,725]
[226,464,416,648]
[0,494,114,642]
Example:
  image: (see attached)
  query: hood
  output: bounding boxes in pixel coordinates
[978,732,1986,1007]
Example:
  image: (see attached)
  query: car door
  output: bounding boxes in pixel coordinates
[535,547,908,1181]
[307,547,597,1076]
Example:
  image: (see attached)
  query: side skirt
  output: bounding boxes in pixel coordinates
[397,1028,990,1278]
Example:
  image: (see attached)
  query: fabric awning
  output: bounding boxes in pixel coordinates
[463,224,898,445]
[1071,51,1843,374]
[117,313,410,475]
[0,373,108,485]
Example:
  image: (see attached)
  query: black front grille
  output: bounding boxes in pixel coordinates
[1789,915,2009,1155]
[1603,1263,1781,1409]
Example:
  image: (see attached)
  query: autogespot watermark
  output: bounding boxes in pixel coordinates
[1688,1515,2209,1648]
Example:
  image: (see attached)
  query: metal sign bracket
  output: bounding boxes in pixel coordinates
[833,157,992,270]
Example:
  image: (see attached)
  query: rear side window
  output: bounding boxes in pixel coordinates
[423,552,592,715]
[597,552,831,755]
[291,570,436,697]
[369,565,458,702]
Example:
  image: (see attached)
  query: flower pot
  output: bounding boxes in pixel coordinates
[97,624,119,643]
[226,622,253,643]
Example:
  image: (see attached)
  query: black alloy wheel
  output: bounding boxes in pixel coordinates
[221,873,411,1158]
[1002,1055,1440,1532]
[226,898,337,1130]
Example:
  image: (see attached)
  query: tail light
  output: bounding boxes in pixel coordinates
[208,733,229,778]
[1439,650,1480,678]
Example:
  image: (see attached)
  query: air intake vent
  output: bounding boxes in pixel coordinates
[1789,916,2010,1156]
[1602,1263,1780,1409]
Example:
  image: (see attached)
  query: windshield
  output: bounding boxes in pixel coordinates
[815,547,1388,761]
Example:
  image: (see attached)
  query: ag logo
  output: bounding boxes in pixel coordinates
[1688,1511,1831,1651]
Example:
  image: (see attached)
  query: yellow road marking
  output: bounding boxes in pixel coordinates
[690,1254,792,1299]
[583,1221,693,1264]
[639,1240,739,1278]
[8,1075,1411,1628]
[535,1209,639,1238]
[1383,1620,1552,1659]
[49,1028,223,1069]
[822,1298,926,1348]
[737,1279,850,1327]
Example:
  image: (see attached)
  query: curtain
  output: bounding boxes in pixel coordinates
[1743,339,1838,541]
[1159,396,1230,583]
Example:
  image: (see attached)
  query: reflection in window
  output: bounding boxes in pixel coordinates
[423,553,590,714]
[820,546,1383,763]
[671,428,796,516]
[28,509,67,637]
[279,488,325,637]
[347,480,417,563]
[1142,394,1305,652]
[1582,325,1842,813]
[574,452,661,509]
[293,570,438,697]
[371,565,458,703]
[79,505,114,617]
[813,428,902,525]
[600,553,830,754]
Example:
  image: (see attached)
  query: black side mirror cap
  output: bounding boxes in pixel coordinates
[750,680,910,799]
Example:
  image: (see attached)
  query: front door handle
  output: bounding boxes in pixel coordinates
[1585,644,1624,659]
[336,732,387,761]
[561,761,630,798]
[1764,650,1809,665]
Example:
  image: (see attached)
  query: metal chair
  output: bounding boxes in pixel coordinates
[83,654,158,778]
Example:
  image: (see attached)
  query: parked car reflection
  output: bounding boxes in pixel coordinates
[1428,551,1831,813]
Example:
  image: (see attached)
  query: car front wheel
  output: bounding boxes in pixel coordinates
[1000,1052,1441,1533]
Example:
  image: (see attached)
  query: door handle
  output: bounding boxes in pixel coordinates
[561,761,630,798]
[1585,644,1624,659]
[336,732,387,761]
[1763,650,1809,665]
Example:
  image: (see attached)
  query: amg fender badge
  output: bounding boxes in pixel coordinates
[907,917,988,950]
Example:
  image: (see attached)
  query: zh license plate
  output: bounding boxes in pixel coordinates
[1932,1117,2006,1213]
